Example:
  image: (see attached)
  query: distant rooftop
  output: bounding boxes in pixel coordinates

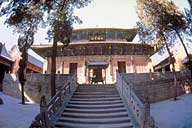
[0,42,13,62]
[28,49,44,68]
[10,45,44,68]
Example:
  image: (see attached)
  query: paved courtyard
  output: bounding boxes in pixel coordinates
[151,94,192,128]
[0,92,39,128]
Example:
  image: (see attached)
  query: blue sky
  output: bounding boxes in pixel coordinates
[0,0,189,50]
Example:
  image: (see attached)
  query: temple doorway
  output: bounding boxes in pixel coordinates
[118,61,126,73]
[87,61,108,84]
[69,63,78,74]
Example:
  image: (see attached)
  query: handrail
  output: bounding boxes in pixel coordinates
[116,72,155,128]
[30,74,77,128]
[46,82,70,122]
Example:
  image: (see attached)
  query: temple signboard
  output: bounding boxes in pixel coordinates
[88,32,106,41]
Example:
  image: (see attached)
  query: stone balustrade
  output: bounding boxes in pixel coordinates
[116,71,191,127]
[116,72,155,128]
[30,74,78,128]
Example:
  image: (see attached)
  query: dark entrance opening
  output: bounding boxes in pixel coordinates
[87,61,108,84]
[69,63,77,75]
[118,61,126,73]
[92,68,103,84]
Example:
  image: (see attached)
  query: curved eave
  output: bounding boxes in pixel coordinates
[32,41,150,49]
[70,41,134,46]
[0,55,14,63]
[0,56,14,67]
[72,28,137,32]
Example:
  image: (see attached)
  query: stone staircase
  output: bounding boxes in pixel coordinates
[54,84,134,128]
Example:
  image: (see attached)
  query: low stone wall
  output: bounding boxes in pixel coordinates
[3,74,21,100]
[122,71,191,103]
[3,73,75,103]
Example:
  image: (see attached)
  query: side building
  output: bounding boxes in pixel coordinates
[150,43,192,72]
[0,43,13,91]
[32,28,154,84]
[10,45,46,74]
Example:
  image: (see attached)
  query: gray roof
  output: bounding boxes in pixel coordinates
[28,49,44,68]
[10,45,44,68]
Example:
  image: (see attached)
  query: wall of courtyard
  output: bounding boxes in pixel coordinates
[122,71,190,103]
[3,73,74,103]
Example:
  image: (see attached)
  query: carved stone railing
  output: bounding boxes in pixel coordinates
[116,72,155,128]
[30,74,77,128]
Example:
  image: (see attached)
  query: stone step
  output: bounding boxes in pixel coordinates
[57,116,131,124]
[55,122,133,128]
[68,100,123,105]
[77,89,116,91]
[70,97,122,101]
[53,84,134,128]
[66,103,124,109]
[72,94,120,98]
[74,92,119,96]
[61,111,129,118]
[76,88,117,91]
[77,86,116,88]
[79,84,115,86]
[76,90,117,93]
[63,107,127,114]
[74,91,118,95]
[77,86,116,89]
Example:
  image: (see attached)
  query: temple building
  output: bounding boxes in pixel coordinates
[32,28,153,84]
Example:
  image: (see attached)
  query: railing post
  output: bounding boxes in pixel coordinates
[121,74,124,95]
[68,81,71,94]
[59,91,62,107]
[40,96,49,128]
[143,98,149,128]
[128,83,131,105]
[143,97,155,128]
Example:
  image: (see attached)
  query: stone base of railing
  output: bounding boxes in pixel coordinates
[143,116,155,128]
[30,114,42,128]
[30,74,78,128]
[116,72,155,128]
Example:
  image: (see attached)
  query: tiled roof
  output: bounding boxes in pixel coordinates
[10,45,44,68]
[28,49,44,68]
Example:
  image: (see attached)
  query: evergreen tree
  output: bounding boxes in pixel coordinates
[137,0,192,100]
